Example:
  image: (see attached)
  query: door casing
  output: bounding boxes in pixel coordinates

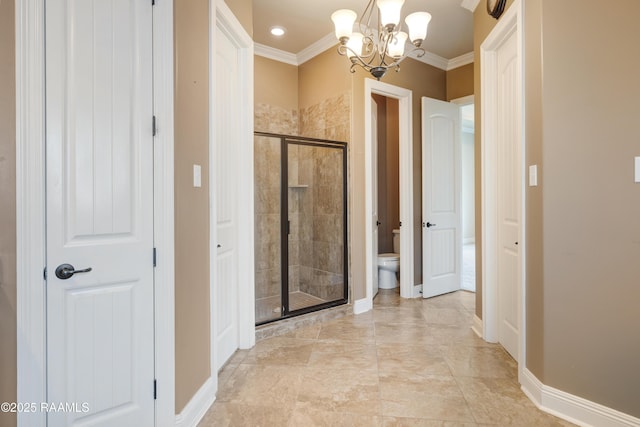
[480,0,526,380]
[362,78,415,312]
[15,0,176,424]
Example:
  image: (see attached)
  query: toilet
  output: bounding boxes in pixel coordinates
[377,229,400,289]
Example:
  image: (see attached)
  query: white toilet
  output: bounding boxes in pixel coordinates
[377,229,400,289]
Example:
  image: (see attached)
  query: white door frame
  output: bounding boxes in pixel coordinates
[364,78,415,308]
[210,0,255,371]
[15,0,176,425]
[480,0,526,375]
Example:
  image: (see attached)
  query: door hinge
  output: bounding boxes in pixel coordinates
[153,248,157,267]
[287,220,291,235]
[152,116,157,136]
[152,0,155,6]
[43,267,47,280]
[154,379,157,399]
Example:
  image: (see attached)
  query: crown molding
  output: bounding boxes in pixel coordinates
[256,40,474,72]
[461,0,481,12]
[297,33,338,64]
[446,51,475,70]
[254,43,298,66]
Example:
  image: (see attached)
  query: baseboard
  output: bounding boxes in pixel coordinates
[175,376,216,427]
[521,368,640,427]
[353,297,372,314]
[471,314,483,338]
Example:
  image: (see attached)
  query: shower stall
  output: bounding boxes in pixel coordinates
[254,132,348,325]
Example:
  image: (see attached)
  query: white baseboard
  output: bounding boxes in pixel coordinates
[471,314,483,338]
[353,297,372,314]
[175,376,216,427]
[521,368,640,427]
[413,284,423,298]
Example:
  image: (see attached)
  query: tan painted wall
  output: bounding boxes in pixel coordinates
[0,0,17,426]
[174,0,211,413]
[446,63,474,101]
[298,48,352,110]
[254,56,298,110]
[351,59,446,298]
[223,0,253,37]
[540,0,640,416]
[373,95,400,254]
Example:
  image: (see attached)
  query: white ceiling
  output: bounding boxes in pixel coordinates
[253,0,476,65]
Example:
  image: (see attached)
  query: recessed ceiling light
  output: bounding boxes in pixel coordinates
[270,26,286,37]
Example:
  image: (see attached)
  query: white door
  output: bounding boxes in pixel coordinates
[45,1,155,426]
[371,97,380,298]
[496,32,520,361]
[422,97,462,298]
[215,25,240,370]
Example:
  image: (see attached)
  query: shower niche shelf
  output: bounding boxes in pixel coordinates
[288,184,308,189]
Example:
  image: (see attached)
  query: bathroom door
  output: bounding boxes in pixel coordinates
[421,97,462,298]
[371,97,379,298]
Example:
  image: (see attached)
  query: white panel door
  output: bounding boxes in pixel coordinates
[45,0,155,426]
[371,97,380,298]
[497,31,520,361]
[422,97,462,298]
[215,25,240,370]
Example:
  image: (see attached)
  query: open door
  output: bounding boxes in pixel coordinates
[422,97,462,298]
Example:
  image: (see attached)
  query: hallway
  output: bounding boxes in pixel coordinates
[199,290,573,426]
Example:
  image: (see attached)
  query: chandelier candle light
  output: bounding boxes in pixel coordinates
[331,0,431,80]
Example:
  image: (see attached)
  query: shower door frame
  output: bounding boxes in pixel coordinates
[255,132,349,325]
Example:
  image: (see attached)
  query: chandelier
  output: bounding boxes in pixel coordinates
[331,0,431,80]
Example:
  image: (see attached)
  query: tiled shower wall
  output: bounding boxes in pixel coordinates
[254,91,350,304]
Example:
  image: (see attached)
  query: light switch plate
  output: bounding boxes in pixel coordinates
[193,164,202,188]
[635,157,640,183]
[529,165,538,187]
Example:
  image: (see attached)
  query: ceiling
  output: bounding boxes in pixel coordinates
[253,0,476,65]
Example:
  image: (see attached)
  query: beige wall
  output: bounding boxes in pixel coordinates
[223,0,253,37]
[446,63,474,101]
[254,56,298,111]
[174,0,211,413]
[351,59,446,298]
[476,0,640,417]
[540,0,640,416]
[298,48,352,110]
[0,0,17,426]
[373,95,400,254]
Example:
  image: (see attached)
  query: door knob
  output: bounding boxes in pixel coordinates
[55,264,93,280]
[376,221,382,226]
[426,222,436,228]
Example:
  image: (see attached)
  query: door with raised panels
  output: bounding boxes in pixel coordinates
[45,0,155,425]
[422,97,462,299]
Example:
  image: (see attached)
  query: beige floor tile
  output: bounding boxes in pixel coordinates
[289,405,383,427]
[379,375,475,422]
[383,417,479,426]
[373,306,428,324]
[198,402,294,427]
[422,307,473,326]
[282,322,322,339]
[308,340,379,372]
[374,322,437,345]
[442,345,518,379]
[242,336,315,366]
[216,364,302,407]
[376,343,452,379]
[456,376,575,426]
[297,367,380,415]
[317,317,376,342]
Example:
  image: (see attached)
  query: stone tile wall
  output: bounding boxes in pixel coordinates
[254,91,350,306]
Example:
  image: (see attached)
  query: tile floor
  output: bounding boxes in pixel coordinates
[199,289,575,426]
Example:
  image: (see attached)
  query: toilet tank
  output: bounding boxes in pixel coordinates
[392,229,400,254]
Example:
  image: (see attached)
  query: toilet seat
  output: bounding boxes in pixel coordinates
[377,253,399,264]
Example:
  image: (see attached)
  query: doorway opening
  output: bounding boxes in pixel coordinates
[459,101,476,292]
